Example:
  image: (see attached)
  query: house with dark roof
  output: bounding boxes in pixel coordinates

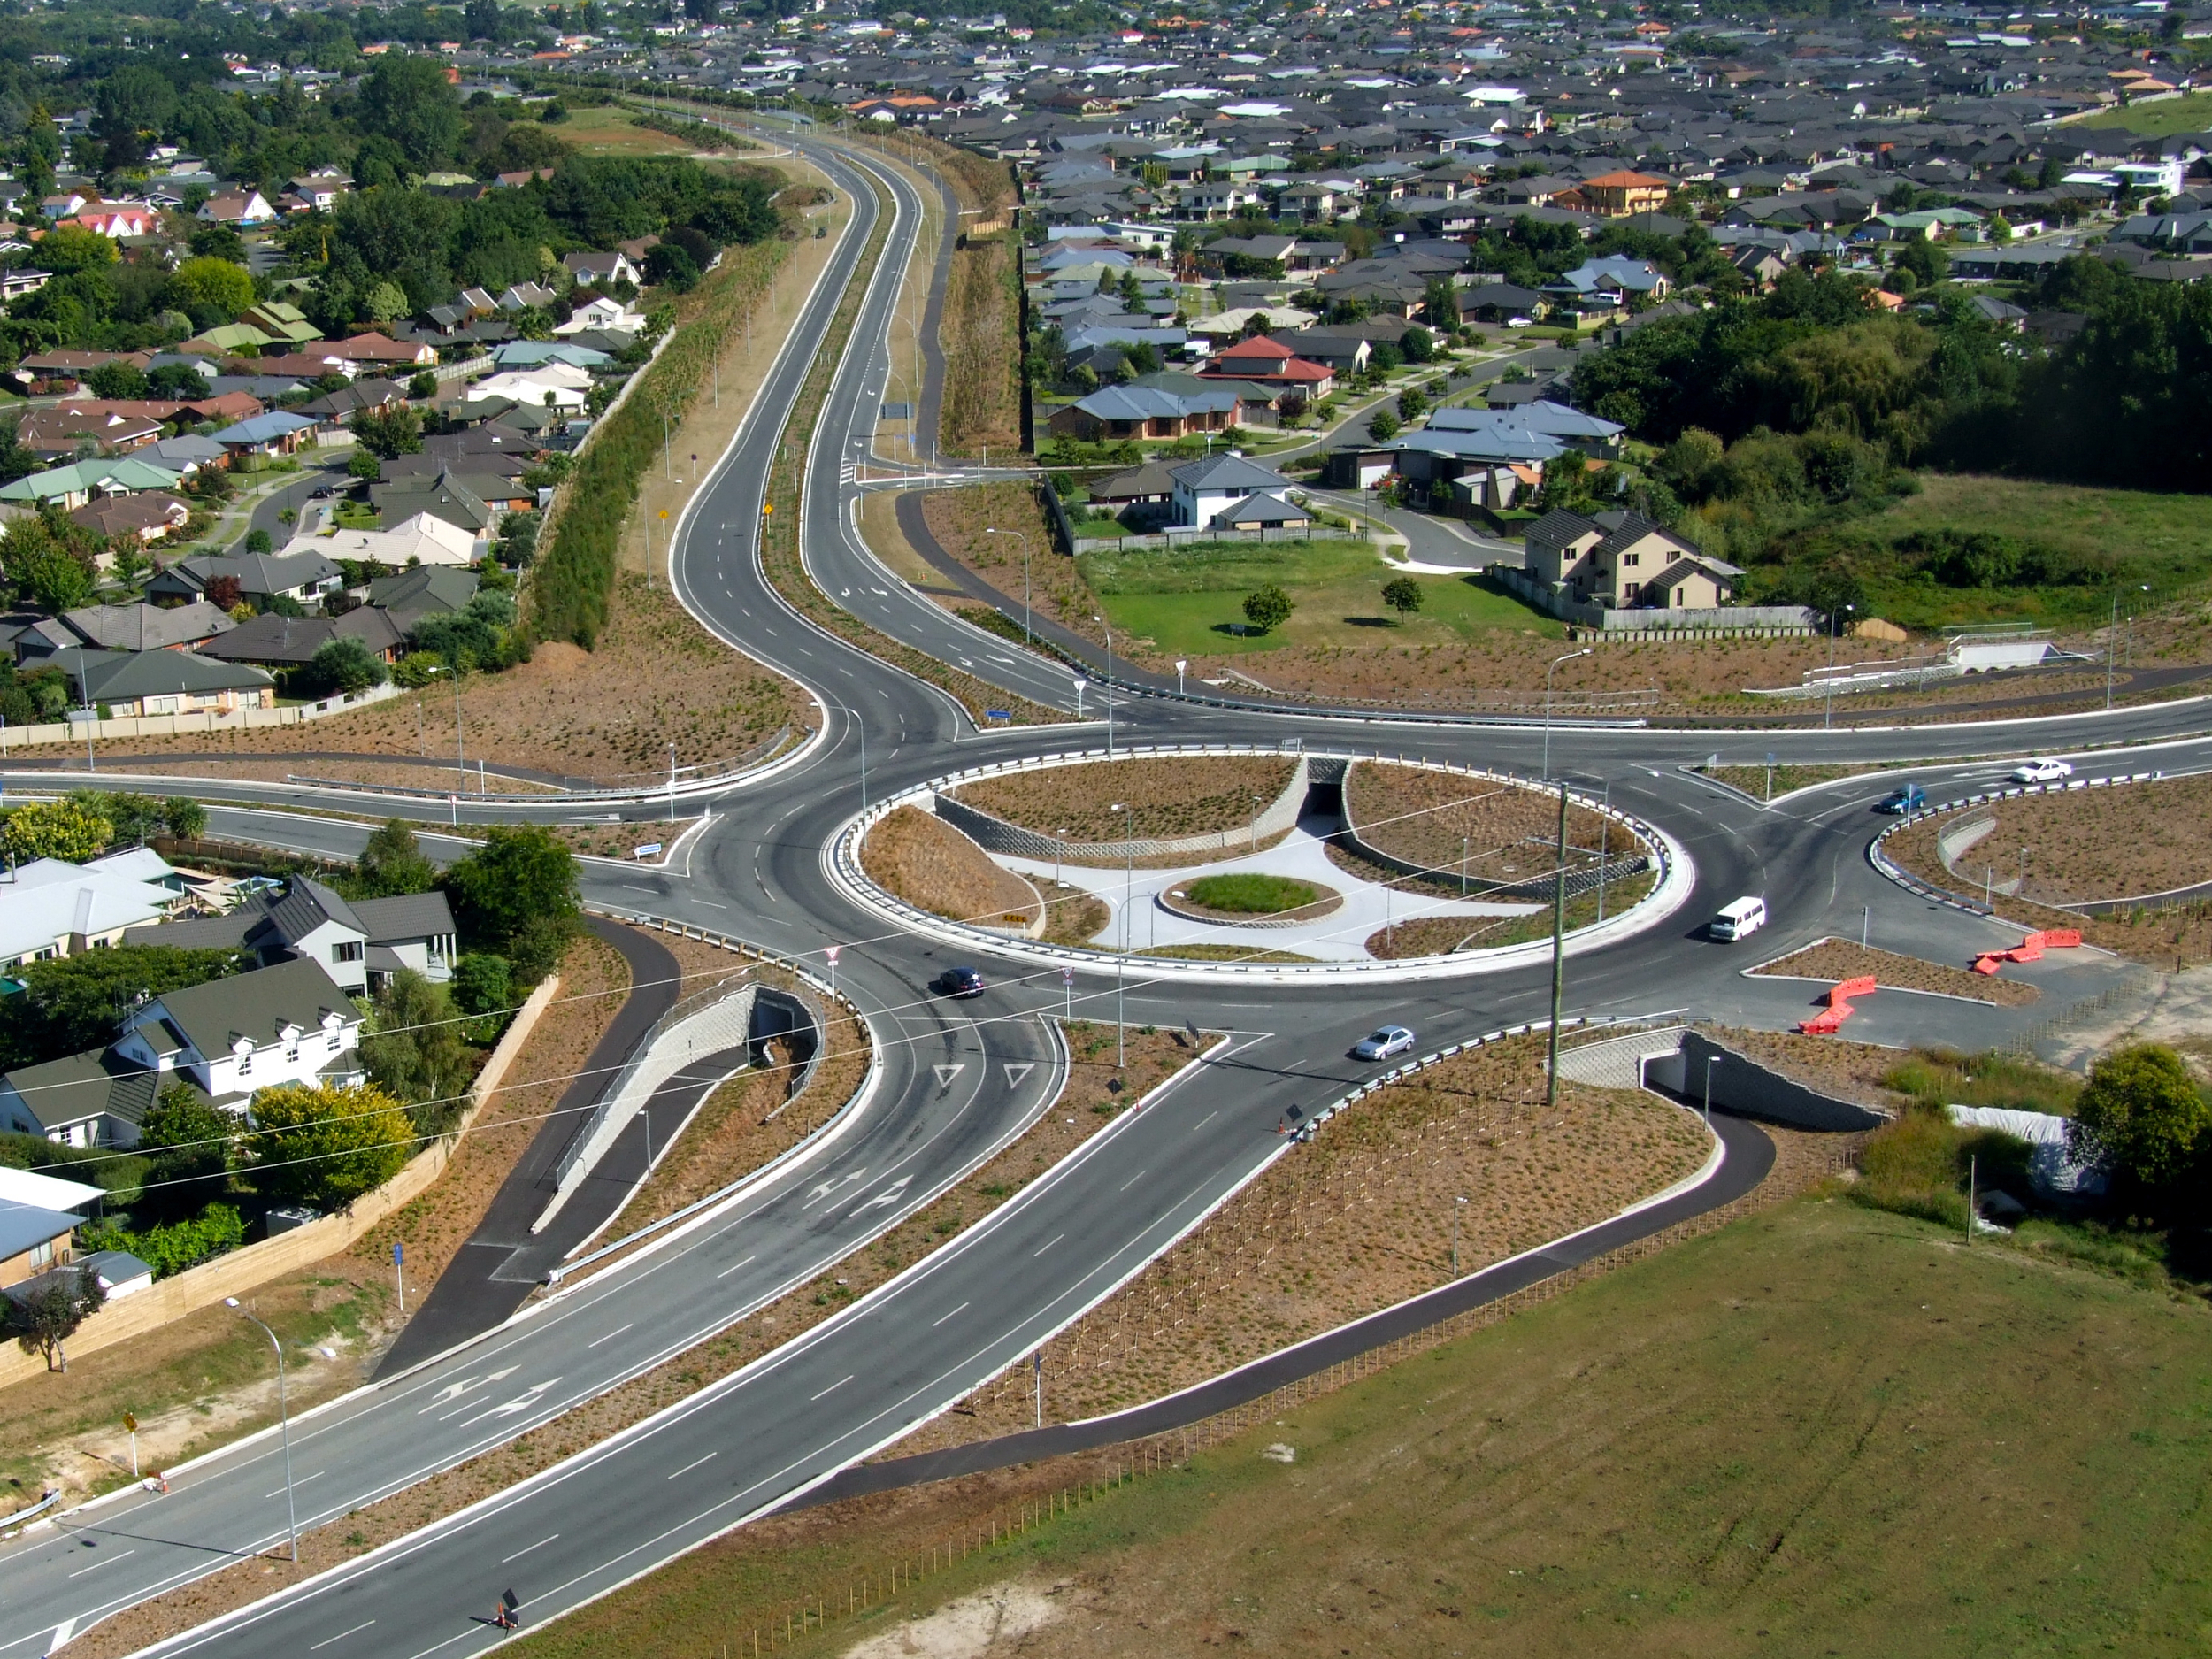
[365,567,480,634]
[147,549,342,610]
[41,646,276,718]
[200,608,407,669]
[50,601,235,654]
[127,876,457,995]
[1524,509,1732,608]
[1169,454,1294,530]
[0,957,365,1148]
[369,469,496,536]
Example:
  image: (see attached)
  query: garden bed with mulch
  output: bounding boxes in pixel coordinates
[1344,759,1644,879]
[1748,938,2041,1006]
[863,804,1042,933]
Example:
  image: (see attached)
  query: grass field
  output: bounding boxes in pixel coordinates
[557,105,696,157]
[502,1194,2212,1658]
[1854,473,2212,630]
[1079,540,1561,657]
[1181,872,1317,913]
[2072,88,2212,134]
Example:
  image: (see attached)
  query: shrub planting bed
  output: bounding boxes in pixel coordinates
[863,805,1041,932]
[1344,760,1641,880]
[950,756,1297,844]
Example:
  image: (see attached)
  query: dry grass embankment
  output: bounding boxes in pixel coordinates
[897,1032,1709,1448]
[1346,759,1637,875]
[4,932,629,1517]
[1750,938,2040,1005]
[864,804,1041,932]
[61,1023,1201,1659]
[953,756,1298,844]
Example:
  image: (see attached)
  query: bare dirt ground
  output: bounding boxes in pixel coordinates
[951,757,1297,844]
[887,1033,1709,1453]
[1344,758,1636,875]
[61,1023,1200,1659]
[864,804,1043,932]
[1702,1024,1916,1112]
[1749,938,2040,1006]
[5,932,628,1517]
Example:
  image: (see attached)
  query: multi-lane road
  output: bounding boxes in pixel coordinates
[2,125,2208,1659]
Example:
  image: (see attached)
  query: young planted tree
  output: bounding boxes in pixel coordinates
[1242,583,1294,635]
[9,1264,104,1372]
[1381,576,1424,623]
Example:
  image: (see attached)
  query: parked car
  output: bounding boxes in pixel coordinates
[1876,784,1927,815]
[2009,757,2074,784]
[309,485,332,499]
[1708,896,1767,941]
[1351,1025,1417,1061]
[933,965,985,998]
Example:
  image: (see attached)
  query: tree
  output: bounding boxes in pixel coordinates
[408,370,438,400]
[642,242,699,293]
[351,404,423,459]
[0,944,241,1070]
[357,818,439,897]
[168,257,254,321]
[1400,326,1436,365]
[243,528,273,556]
[204,574,243,611]
[2069,1044,2210,1200]
[1366,409,1401,442]
[135,1083,236,1211]
[357,54,465,173]
[1241,584,1293,635]
[9,1264,104,1372]
[365,280,411,326]
[9,538,94,611]
[1396,387,1429,422]
[1892,238,1949,289]
[3,798,112,864]
[442,826,580,954]
[37,226,119,274]
[349,449,385,480]
[163,797,207,841]
[1381,576,1423,622]
[308,637,389,696]
[358,970,473,1133]
[451,953,512,1017]
[248,1081,414,1209]
[86,361,150,401]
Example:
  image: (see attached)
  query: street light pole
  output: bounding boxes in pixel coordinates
[667,741,677,823]
[1092,613,1117,758]
[1542,648,1593,779]
[1824,603,1854,731]
[225,1299,297,1562]
[1451,1194,1467,1277]
[1111,803,1132,1068]
[1703,1054,1720,1122]
[1544,780,1569,1115]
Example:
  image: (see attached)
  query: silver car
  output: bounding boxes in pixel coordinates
[1351,1025,1416,1061]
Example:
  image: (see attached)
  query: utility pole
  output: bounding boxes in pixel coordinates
[1544,781,1568,1115]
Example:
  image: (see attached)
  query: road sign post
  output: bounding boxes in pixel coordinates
[825,944,841,997]
[1062,964,1073,1020]
[393,1240,404,1315]
[124,1412,137,1478]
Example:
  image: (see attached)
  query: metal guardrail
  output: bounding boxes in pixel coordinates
[1868,771,2169,916]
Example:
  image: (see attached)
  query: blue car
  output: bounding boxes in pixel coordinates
[1876,784,1926,815]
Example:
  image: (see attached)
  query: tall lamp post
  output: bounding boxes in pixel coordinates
[1091,612,1117,758]
[1544,780,1570,1114]
[225,1298,297,1562]
[984,527,1032,644]
[1450,1194,1468,1277]
[1110,803,1133,1068]
[1703,1054,1721,1122]
[2108,582,2149,710]
[1542,648,1593,780]
[1823,603,1855,731]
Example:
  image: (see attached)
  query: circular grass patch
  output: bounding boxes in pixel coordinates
[1184,873,1321,914]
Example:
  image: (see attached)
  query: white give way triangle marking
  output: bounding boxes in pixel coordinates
[1002,1063,1035,1089]
[933,1064,966,1089]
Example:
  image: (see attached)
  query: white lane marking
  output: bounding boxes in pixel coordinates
[586,1322,634,1349]
[931,1301,968,1328]
[265,1470,325,1498]
[309,1621,375,1651]
[1191,1110,1218,1133]
[502,1534,558,1564]
[1119,1168,1148,1193]
[65,1548,134,1578]
[1033,1233,1064,1258]
[667,1452,718,1480]
[457,1377,559,1427]
[811,1374,854,1402]
[716,1253,758,1279]
[849,1175,913,1217]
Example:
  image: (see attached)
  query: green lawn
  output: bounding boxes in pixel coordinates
[2072,89,2212,134]
[1181,872,1317,913]
[1851,472,2212,629]
[1080,540,1561,656]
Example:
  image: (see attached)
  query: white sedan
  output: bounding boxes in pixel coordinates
[2009,757,2075,784]
[1351,1025,1417,1061]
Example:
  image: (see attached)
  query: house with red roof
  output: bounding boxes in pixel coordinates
[1197,334,1335,396]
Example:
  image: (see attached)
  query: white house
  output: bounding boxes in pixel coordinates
[553,296,645,336]
[0,848,194,968]
[1168,453,1293,529]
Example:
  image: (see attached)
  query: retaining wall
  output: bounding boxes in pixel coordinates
[932,755,1310,863]
[0,972,564,1391]
[1645,1030,1887,1133]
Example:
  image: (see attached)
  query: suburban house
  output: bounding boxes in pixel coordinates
[367,471,497,538]
[0,848,194,969]
[197,188,276,224]
[210,411,318,460]
[1085,459,1179,520]
[296,511,480,570]
[1196,334,1335,396]
[322,332,438,370]
[41,645,277,717]
[561,249,641,289]
[18,405,165,460]
[1555,169,1673,218]
[69,493,191,545]
[1524,509,1739,608]
[128,876,458,996]
[1047,383,1240,442]
[1168,453,1297,530]
[366,565,480,632]
[148,549,343,610]
[1543,257,1671,319]
[202,608,407,669]
[0,456,185,511]
[44,601,236,655]
[0,1165,108,1292]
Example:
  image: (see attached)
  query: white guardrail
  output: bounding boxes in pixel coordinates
[825,743,1695,985]
[1868,770,2167,914]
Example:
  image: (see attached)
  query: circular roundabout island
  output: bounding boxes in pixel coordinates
[836,747,1691,982]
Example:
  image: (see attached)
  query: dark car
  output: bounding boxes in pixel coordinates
[933,965,985,998]
[309,485,332,499]
[1876,784,1926,815]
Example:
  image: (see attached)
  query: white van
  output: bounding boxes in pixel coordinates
[1709,896,1767,941]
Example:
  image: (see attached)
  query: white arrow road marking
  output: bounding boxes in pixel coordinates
[804,1170,869,1208]
[1002,1063,1034,1089]
[849,1175,912,1217]
[933,1063,966,1089]
[420,1366,518,1413]
[46,1618,75,1655]
[458,1378,560,1427]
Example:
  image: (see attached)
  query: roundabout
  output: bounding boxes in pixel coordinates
[829,745,1696,980]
